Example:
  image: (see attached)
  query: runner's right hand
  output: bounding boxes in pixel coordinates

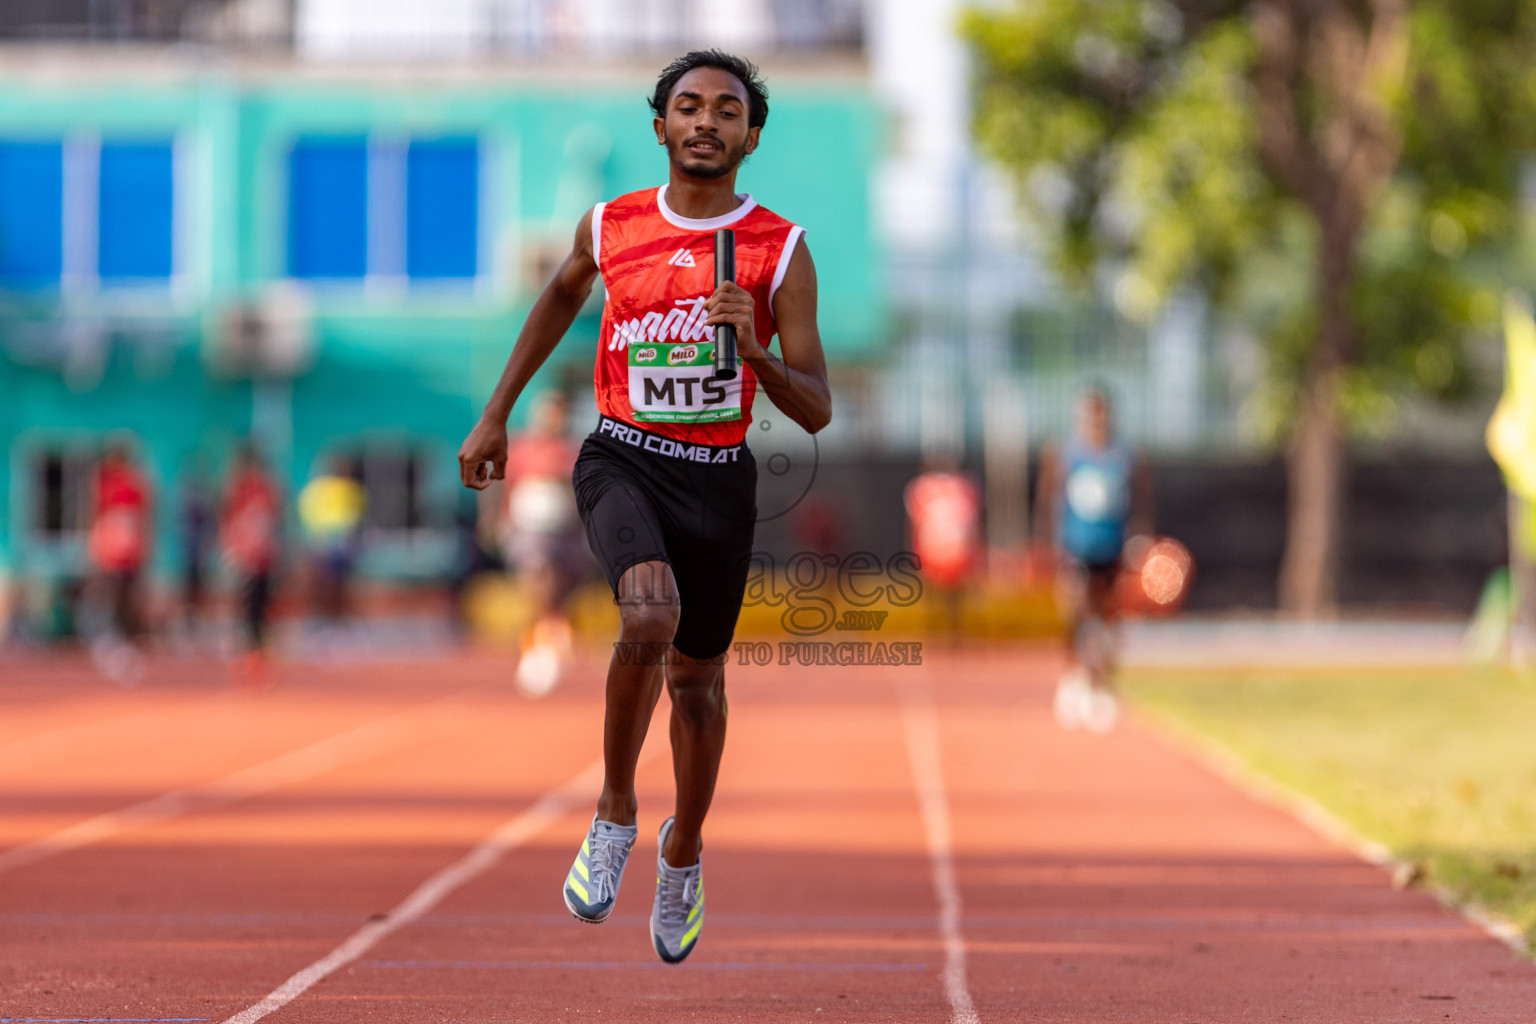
[458,417,509,490]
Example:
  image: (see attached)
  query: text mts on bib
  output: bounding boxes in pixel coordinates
[591,186,803,447]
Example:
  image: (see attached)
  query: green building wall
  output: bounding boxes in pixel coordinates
[0,71,884,588]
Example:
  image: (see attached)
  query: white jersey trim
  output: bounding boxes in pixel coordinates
[656,185,758,231]
[591,201,606,272]
[769,225,805,311]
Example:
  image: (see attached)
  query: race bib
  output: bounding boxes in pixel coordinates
[628,340,742,423]
[1066,464,1128,522]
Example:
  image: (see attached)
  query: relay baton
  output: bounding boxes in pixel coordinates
[713,228,737,380]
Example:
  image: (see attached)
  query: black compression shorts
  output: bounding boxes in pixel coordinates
[1060,553,1121,595]
[572,417,758,660]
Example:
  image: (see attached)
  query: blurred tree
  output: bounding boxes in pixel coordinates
[963,0,1536,615]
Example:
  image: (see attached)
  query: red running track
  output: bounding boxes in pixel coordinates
[0,647,1530,1022]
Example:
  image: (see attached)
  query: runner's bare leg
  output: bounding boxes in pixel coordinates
[594,559,678,826]
[1086,571,1117,691]
[662,649,727,867]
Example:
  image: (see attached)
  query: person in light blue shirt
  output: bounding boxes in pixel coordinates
[1035,387,1151,732]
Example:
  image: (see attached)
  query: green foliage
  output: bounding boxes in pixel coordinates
[1401,2,1536,218]
[963,0,1536,440]
[965,1,1267,304]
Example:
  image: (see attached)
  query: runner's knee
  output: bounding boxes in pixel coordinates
[616,560,680,643]
[618,597,680,644]
[667,663,724,725]
[669,681,724,728]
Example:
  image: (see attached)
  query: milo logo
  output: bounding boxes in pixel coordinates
[634,347,659,364]
[668,345,699,366]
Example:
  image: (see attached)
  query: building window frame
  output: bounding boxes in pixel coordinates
[0,133,183,296]
[283,132,488,295]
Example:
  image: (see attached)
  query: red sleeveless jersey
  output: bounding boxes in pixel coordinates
[592,185,803,447]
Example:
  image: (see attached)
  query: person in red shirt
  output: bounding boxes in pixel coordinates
[492,391,583,697]
[905,459,982,588]
[458,50,831,963]
[88,441,153,642]
[221,444,283,678]
[904,457,983,638]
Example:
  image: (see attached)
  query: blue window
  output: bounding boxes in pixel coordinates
[0,141,63,287]
[98,141,175,280]
[288,138,368,279]
[406,139,479,279]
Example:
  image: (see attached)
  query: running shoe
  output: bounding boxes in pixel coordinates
[650,816,705,963]
[515,642,562,698]
[515,616,572,698]
[562,815,638,923]
[1053,666,1091,729]
[1084,686,1120,734]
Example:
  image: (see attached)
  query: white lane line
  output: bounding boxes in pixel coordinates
[219,756,606,1024]
[0,698,475,876]
[899,678,981,1024]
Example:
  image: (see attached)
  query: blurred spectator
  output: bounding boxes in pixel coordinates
[222,444,283,681]
[85,439,153,684]
[790,495,845,556]
[88,440,153,642]
[297,457,365,626]
[904,456,982,639]
[448,486,499,635]
[0,565,12,648]
[494,391,581,696]
[177,456,216,641]
[1035,386,1152,733]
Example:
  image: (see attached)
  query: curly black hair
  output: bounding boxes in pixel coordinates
[649,49,769,131]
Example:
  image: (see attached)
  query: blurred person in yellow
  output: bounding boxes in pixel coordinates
[297,458,365,627]
[1035,386,1152,733]
[1487,292,1536,661]
[490,391,583,697]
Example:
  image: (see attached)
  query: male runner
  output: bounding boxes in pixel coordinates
[1035,387,1150,733]
[458,50,831,964]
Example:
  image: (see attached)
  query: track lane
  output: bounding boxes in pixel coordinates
[259,661,954,1022]
[0,657,606,1020]
[0,685,480,854]
[0,696,486,876]
[4,649,1536,1022]
[936,651,1536,1023]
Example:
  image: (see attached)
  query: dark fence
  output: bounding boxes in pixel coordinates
[753,454,1508,614]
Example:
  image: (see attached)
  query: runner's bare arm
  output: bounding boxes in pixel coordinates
[705,235,831,434]
[458,208,601,489]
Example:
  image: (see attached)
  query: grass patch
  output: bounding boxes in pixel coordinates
[1124,664,1536,947]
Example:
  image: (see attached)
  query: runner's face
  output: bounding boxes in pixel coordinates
[1077,397,1112,446]
[655,68,758,180]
